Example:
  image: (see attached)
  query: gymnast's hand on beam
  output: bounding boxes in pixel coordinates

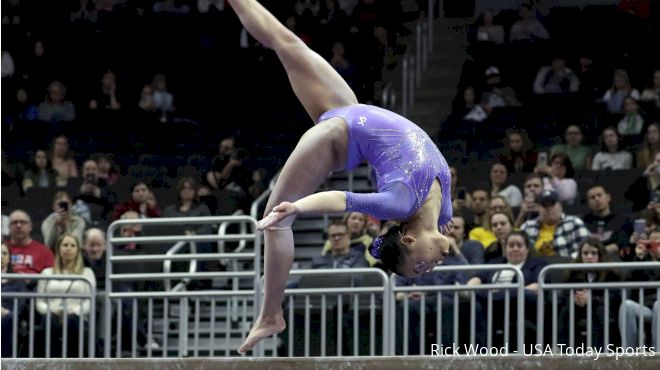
[256,202,299,230]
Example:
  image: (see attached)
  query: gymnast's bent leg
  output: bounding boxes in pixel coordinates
[227,0,359,354]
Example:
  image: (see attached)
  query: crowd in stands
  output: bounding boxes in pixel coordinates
[2,0,660,358]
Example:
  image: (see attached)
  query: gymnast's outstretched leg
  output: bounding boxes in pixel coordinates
[226,0,358,354]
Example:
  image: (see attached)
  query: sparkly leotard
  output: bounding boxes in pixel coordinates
[318,104,452,227]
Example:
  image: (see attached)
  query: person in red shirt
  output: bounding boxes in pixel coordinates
[6,210,54,275]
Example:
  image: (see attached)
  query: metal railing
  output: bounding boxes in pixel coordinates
[390,264,526,355]
[2,273,96,358]
[104,215,261,357]
[537,262,660,349]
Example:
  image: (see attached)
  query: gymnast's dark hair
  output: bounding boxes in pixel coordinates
[369,225,407,274]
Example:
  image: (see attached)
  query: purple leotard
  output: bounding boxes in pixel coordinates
[318,104,452,227]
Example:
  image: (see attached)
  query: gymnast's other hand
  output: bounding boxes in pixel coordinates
[257,202,300,230]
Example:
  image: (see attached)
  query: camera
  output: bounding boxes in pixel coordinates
[85,173,96,183]
[58,201,69,211]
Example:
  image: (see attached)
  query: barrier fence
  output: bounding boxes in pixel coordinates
[2,215,659,358]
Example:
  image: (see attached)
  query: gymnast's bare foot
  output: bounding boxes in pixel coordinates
[237,313,286,354]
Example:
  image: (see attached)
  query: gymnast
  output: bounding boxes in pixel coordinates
[226,0,453,354]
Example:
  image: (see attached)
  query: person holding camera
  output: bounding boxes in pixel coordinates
[41,191,86,251]
[74,159,111,224]
[205,136,250,193]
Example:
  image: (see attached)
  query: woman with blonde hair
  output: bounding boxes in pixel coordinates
[36,233,96,357]
[637,122,660,168]
[469,195,515,248]
[321,211,376,265]
[602,69,640,114]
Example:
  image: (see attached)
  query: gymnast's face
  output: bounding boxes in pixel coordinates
[399,231,449,278]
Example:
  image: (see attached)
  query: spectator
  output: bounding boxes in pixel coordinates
[82,228,106,291]
[94,153,119,186]
[558,238,620,349]
[37,81,76,123]
[247,167,267,203]
[533,55,579,95]
[112,181,162,221]
[467,230,547,346]
[488,162,523,207]
[322,212,375,266]
[311,221,368,269]
[49,135,79,187]
[448,214,484,265]
[449,166,472,212]
[591,127,633,170]
[521,190,590,257]
[21,149,58,193]
[41,191,86,251]
[618,229,659,348]
[583,185,632,256]
[498,129,537,174]
[602,69,640,114]
[138,84,156,112]
[515,173,544,228]
[163,176,213,235]
[75,159,111,224]
[206,136,250,193]
[484,211,515,263]
[481,66,520,108]
[1,243,28,357]
[636,122,660,168]
[36,233,95,357]
[642,152,660,193]
[474,9,505,45]
[469,188,490,228]
[550,124,592,171]
[329,41,358,90]
[151,73,174,123]
[70,0,97,23]
[535,152,578,205]
[639,70,660,110]
[88,70,121,112]
[469,195,514,248]
[509,4,549,42]
[617,97,645,137]
[6,210,54,275]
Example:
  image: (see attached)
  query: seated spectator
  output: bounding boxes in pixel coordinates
[481,66,521,108]
[75,159,111,224]
[41,191,86,251]
[474,9,505,45]
[151,73,174,123]
[163,177,212,231]
[617,97,645,137]
[592,127,633,170]
[636,122,660,168]
[468,188,490,228]
[311,221,368,269]
[484,211,515,263]
[247,167,268,203]
[550,125,592,171]
[88,70,121,112]
[21,149,58,193]
[535,153,578,205]
[394,239,470,354]
[82,228,106,291]
[36,234,95,357]
[618,230,659,348]
[559,238,620,349]
[467,230,547,346]
[322,212,375,266]
[1,243,28,357]
[639,70,660,110]
[509,4,549,42]
[583,185,632,256]
[602,69,640,114]
[521,190,590,257]
[533,55,579,95]
[206,137,250,193]
[469,196,514,248]
[329,41,358,91]
[498,129,537,175]
[112,181,162,221]
[6,210,54,275]
[449,166,472,212]
[37,81,76,123]
[448,213,484,265]
[94,153,119,186]
[515,173,544,228]
[642,153,660,193]
[49,135,79,187]
[138,84,156,112]
[489,162,523,207]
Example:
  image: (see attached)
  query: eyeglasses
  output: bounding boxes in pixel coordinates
[10,220,30,226]
[329,232,347,239]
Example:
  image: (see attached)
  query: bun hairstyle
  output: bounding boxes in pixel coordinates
[369,225,407,274]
